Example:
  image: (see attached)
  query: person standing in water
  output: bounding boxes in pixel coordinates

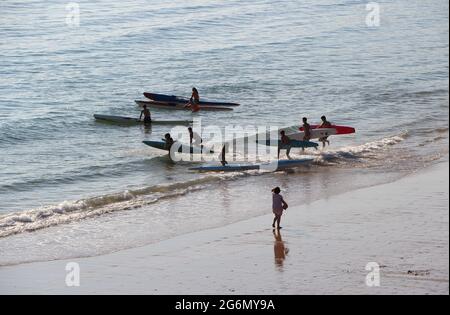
[139,104,152,124]
[301,117,312,151]
[190,87,200,103]
[188,127,202,146]
[272,187,288,230]
[318,115,332,148]
[185,87,200,112]
[278,130,292,159]
[302,117,311,141]
[220,144,228,166]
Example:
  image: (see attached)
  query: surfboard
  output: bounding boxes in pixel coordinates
[280,127,338,141]
[94,114,192,125]
[143,92,240,107]
[256,139,319,148]
[298,125,355,135]
[189,158,314,172]
[135,100,234,112]
[142,140,215,154]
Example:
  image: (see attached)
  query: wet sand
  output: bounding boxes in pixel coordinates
[0,160,448,295]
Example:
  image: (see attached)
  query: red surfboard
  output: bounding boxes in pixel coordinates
[299,125,355,135]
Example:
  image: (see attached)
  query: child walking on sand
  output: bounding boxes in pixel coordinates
[272,187,288,229]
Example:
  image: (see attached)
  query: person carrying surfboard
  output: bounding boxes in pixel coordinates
[184,87,201,112]
[164,133,174,150]
[318,115,332,147]
[301,117,312,151]
[302,117,311,141]
[139,104,152,124]
[278,130,292,159]
[272,187,288,230]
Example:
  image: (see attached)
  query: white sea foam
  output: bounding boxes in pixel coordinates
[310,133,408,164]
[0,133,411,239]
[0,173,242,238]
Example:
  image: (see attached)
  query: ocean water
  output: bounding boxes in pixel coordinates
[0,0,448,265]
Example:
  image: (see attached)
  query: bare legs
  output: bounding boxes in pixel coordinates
[320,137,330,148]
[220,145,228,166]
[272,214,282,229]
[278,146,292,159]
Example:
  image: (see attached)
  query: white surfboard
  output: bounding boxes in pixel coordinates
[281,127,337,141]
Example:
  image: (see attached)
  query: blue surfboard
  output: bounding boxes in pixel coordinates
[256,139,319,148]
[144,92,240,107]
[143,140,215,154]
[189,158,314,172]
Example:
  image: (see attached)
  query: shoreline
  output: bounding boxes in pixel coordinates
[0,159,448,294]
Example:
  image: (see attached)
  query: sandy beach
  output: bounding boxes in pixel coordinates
[0,159,448,295]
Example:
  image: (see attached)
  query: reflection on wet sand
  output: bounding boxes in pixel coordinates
[273,229,289,270]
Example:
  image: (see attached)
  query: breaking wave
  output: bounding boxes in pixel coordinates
[0,174,239,238]
[311,132,408,163]
[0,132,409,238]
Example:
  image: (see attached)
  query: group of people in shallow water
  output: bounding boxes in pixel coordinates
[156,91,334,164]
[141,87,333,150]
[145,88,336,230]
[279,115,332,158]
[162,127,202,151]
[162,115,332,165]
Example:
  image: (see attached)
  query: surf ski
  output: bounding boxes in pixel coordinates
[143,92,240,107]
[189,158,314,172]
[135,100,234,112]
[257,139,319,149]
[142,140,215,154]
[94,114,192,125]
